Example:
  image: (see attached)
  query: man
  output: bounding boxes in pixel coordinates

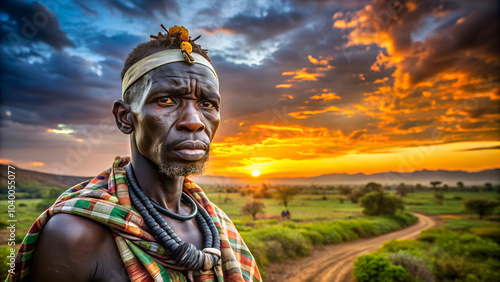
[8,25,261,282]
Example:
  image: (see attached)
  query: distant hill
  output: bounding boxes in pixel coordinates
[0,164,90,191]
[194,169,500,187]
[1,164,499,190]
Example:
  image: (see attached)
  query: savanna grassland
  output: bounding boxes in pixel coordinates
[1,182,499,280]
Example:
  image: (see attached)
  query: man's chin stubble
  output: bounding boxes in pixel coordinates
[159,156,208,178]
[158,148,211,178]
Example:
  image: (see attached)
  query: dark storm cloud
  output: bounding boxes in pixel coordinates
[397,119,435,130]
[1,49,120,127]
[107,0,179,19]
[464,98,500,119]
[0,0,74,50]
[221,9,306,43]
[363,0,500,84]
[406,9,500,84]
[456,145,500,152]
[208,5,384,137]
[88,33,143,61]
[75,0,98,16]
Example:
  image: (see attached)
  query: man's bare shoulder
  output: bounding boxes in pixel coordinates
[42,213,111,245]
[30,213,127,281]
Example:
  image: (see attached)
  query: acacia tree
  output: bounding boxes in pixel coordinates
[434,189,444,205]
[362,182,384,194]
[464,199,499,220]
[396,183,409,197]
[348,182,384,204]
[457,181,465,191]
[430,181,442,189]
[240,201,265,220]
[359,192,404,216]
[484,183,493,191]
[274,186,299,209]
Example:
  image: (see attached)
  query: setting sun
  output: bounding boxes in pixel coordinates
[251,170,261,177]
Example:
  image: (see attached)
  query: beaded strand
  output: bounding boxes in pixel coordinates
[125,164,221,271]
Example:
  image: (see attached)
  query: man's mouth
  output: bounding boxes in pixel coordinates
[172,140,208,161]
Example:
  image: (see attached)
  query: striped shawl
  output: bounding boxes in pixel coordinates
[8,156,261,282]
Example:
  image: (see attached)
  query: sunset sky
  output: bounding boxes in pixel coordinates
[1,0,499,179]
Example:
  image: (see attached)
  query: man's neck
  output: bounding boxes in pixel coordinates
[129,141,185,214]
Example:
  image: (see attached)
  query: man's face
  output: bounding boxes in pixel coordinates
[129,62,220,177]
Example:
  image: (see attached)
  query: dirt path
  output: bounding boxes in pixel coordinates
[267,213,436,282]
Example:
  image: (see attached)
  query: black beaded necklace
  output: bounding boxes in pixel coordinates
[125,164,221,271]
[149,192,198,221]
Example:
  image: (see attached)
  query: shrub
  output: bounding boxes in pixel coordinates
[0,218,8,229]
[348,189,364,203]
[15,232,26,244]
[360,192,404,216]
[0,246,12,281]
[240,212,418,276]
[434,190,444,205]
[396,184,409,197]
[353,254,411,282]
[274,186,299,209]
[434,255,473,281]
[464,198,499,220]
[248,226,313,259]
[386,252,434,282]
[362,182,384,193]
[417,228,447,243]
[470,227,500,244]
[419,228,500,260]
[366,226,500,282]
[444,218,474,231]
[338,185,352,195]
[240,200,265,220]
[375,240,422,255]
[36,198,55,212]
[263,240,285,262]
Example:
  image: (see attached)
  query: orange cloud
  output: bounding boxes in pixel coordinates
[28,162,46,167]
[333,18,358,29]
[288,106,341,119]
[374,77,389,84]
[310,92,341,100]
[282,68,326,82]
[204,2,500,179]
[275,84,293,88]
[308,55,329,65]
[0,158,12,164]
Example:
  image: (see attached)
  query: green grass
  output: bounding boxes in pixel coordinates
[240,212,418,276]
[0,199,46,232]
[401,191,499,215]
[2,189,498,278]
[356,217,500,282]
[206,192,362,222]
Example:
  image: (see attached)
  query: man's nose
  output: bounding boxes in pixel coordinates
[176,102,205,132]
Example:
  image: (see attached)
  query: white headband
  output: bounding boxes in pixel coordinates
[121,49,218,98]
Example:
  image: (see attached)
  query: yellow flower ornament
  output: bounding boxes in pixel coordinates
[166,25,194,64]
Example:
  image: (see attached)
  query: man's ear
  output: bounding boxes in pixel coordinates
[112,100,134,134]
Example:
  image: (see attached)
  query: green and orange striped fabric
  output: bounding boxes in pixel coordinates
[7,156,261,282]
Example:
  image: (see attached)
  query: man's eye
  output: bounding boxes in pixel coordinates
[199,101,216,109]
[158,97,175,104]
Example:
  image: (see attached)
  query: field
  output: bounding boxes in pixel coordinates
[402,191,500,215]
[1,185,499,280]
[1,188,498,246]
[207,191,363,222]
